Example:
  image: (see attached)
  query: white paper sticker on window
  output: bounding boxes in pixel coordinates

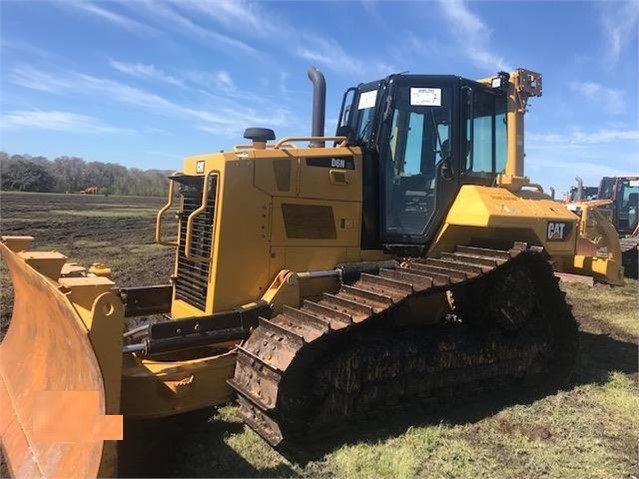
[358,90,377,110]
[410,88,441,106]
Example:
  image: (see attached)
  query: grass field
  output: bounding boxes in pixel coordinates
[0,192,637,478]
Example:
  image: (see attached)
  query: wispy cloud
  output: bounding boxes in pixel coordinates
[1,110,131,133]
[128,1,259,56]
[10,65,72,92]
[600,0,639,66]
[438,0,512,72]
[528,129,639,148]
[527,128,638,192]
[0,40,63,62]
[9,65,293,136]
[176,0,276,36]
[173,0,369,76]
[528,155,633,181]
[109,59,184,87]
[108,59,245,98]
[214,71,235,91]
[73,72,180,112]
[568,82,625,115]
[60,2,156,35]
[296,34,365,74]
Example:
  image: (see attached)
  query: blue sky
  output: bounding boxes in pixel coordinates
[1,0,637,195]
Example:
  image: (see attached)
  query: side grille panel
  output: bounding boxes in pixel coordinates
[175,176,218,311]
[281,203,337,239]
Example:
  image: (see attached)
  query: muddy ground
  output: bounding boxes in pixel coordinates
[0,192,173,336]
[0,192,637,478]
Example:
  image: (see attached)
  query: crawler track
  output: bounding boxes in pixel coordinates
[229,244,579,447]
[620,236,639,279]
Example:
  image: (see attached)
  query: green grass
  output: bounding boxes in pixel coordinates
[299,371,637,479]
[563,279,639,339]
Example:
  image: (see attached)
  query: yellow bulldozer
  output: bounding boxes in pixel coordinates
[0,67,625,477]
[565,176,638,279]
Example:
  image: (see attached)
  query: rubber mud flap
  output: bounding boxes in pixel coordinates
[0,241,116,478]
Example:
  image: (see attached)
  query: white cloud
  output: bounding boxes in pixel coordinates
[296,35,365,74]
[173,0,369,76]
[214,71,235,91]
[9,65,295,136]
[526,129,638,195]
[10,65,71,92]
[1,110,131,134]
[177,0,275,36]
[529,155,632,182]
[61,2,156,35]
[74,72,180,112]
[109,59,184,87]
[600,0,639,66]
[529,128,639,148]
[568,81,625,115]
[0,40,63,62]
[108,60,245,98]
[129,1,258,56]
[438,0,512,72]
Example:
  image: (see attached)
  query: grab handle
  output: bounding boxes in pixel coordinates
[155,173,180,246]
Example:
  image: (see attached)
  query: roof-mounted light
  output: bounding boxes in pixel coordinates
[491,71,510,90]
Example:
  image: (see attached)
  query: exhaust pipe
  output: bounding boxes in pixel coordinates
[307,67,326,148]
[575,176,583,201]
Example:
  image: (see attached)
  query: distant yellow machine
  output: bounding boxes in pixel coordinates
[565,176,638,279]
[1,66,622,477]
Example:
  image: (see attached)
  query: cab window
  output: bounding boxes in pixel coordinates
[466,89,507,175]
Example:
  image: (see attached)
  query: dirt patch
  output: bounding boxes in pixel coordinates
[0,193,173,337]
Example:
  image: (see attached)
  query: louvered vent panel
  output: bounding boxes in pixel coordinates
[175,176,217,310]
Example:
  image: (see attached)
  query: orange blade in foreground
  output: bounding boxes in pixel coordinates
[0,241,118,478]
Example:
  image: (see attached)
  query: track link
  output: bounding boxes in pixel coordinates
[619,236,639,279]
[229,243,578,447]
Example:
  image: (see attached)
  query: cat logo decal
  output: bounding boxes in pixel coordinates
[547,221,572,241]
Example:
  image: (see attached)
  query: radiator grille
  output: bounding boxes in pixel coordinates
[175,175,218,311]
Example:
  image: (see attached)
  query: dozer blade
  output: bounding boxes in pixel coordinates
[0,237,122,478]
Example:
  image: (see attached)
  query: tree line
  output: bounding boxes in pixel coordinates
[0,152,172,197]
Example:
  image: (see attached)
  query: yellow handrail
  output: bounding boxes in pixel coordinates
[184,171,217,263]
[273,136,348,149]
[155,172,180,246]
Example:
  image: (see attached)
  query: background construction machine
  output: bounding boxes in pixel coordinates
[1,66,622,477]
[565,176,638,278]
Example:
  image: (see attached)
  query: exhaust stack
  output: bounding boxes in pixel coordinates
[307,67,326,148]
[575,176,583,201]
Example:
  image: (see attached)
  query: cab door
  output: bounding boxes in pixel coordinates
[378,77,460,247]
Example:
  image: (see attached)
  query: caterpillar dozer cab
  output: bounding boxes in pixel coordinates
[2,66,621,477]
